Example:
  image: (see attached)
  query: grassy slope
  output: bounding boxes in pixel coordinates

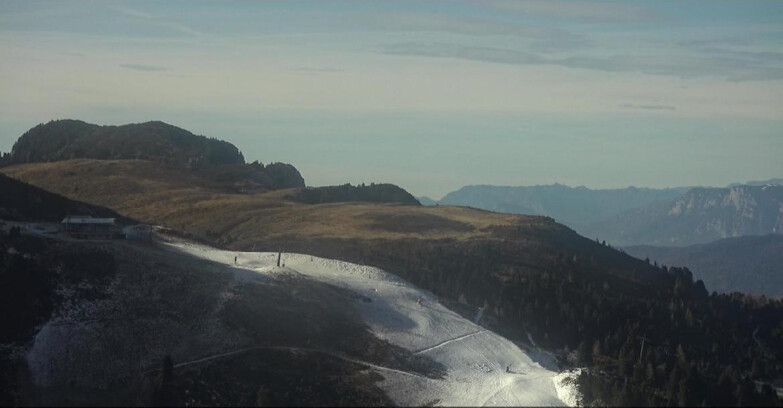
[2,159,539,242]
[1,159,667,288]
[2,159,672,350]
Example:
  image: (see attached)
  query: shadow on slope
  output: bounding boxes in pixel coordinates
[0,172,130,223]
[4,232,443,406]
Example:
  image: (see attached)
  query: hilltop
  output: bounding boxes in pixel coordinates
[1,119,243,168]
[0,120,430,204]
[0,120,305,192]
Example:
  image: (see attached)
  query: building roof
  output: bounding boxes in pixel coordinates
[61,216,115,224]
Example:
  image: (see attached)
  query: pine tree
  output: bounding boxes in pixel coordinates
[676,344,688,368]
[618,346,631,377]
[668,364,682,405]
[151,355,175,406]
[592,339,602,359]
[643,361,656,385]
[578,340,593,365]
[256,384,271,406]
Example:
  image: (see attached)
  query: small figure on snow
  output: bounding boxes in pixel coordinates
[234,256,237,265]
[506,365,511,373]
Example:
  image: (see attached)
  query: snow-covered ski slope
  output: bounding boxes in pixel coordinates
[168,241,577,406]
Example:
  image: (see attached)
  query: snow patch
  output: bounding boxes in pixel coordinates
[166,242,572,406]
[553,369,582,407]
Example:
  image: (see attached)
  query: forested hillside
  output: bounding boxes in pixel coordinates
[290,183,420,205]
[267,235,783,407]
[625,234,783,299]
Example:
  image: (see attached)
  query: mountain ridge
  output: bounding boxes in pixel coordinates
[438,183,689,227]
[585,185,783,246]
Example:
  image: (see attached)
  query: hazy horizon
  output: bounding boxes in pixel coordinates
[2,1,782,198]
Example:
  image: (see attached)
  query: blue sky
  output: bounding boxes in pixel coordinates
[1,1,782,198]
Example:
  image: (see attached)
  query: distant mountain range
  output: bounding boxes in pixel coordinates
[729,178,783,187]
[435,183,783,296]
[437,184,688,228]
[432,183,783,247]
[584,185,783,246]
[625,234,783,298]
[417,196,437,206]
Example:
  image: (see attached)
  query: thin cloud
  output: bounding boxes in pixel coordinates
[289,67,344,73]
[621,104,677,111]
[382,42,783,81]
[369,12,549,37]
[120,64,168,72]
[384,43,544,64]
[112,5,205,38]
[487,1,658,23]
[363,12,585,51]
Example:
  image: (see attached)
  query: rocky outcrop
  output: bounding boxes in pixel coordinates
[264,162,305,189]
[585,185,783,246]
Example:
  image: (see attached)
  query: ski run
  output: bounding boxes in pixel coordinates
[168,240,579,407]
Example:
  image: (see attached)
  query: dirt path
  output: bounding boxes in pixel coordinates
[413,330,486,355]
[147,345,435,380]
[172,347,259,369]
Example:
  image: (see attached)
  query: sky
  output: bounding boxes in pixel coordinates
[1,0,782,198]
